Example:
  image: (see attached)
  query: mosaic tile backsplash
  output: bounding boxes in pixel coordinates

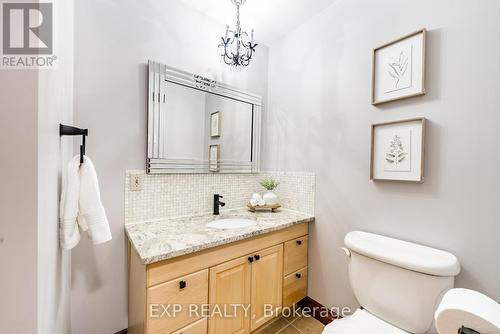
[125,171,315,223]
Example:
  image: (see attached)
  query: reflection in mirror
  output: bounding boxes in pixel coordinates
[147,61,261,174]
[161,81,252,163]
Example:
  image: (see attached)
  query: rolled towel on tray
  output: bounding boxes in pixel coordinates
[250,193,265,206]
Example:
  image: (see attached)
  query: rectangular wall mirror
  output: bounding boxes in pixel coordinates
[147,61,262,174]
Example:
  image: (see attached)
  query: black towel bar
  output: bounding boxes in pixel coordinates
[59,124,88,164]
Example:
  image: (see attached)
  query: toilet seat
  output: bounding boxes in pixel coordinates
[322,309,409,334]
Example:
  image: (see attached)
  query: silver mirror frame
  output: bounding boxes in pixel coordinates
[146,60,262,174]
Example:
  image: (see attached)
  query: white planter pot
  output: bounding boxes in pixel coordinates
[263,191,279,205]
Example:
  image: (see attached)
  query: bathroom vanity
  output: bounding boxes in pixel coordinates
[126,209,313,334]
[126,63,315,334]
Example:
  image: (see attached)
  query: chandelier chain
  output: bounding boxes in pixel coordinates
[236,4,240,32]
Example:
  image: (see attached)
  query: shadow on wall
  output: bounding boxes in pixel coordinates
[71,237,103,292]
[54,250,71,333]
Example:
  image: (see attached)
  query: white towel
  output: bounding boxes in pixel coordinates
[59,155,112,249]
[59,155,81,250]
[78,156,112,245]
[250,193,265,206]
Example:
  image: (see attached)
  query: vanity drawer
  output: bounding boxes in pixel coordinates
[283,266,308,308]
[172,317,207,334]
[284,235,308,275]
[147,269,208,334]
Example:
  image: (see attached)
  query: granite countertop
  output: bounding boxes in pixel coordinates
[125,208,314,265]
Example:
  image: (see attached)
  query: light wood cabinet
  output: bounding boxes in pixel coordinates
[172,317,208,334]
[147,269,208,334]
[283,236,308,309]
[283,266,308,308]
[250,245,283,331]
[129,223,309,334]
[284,235,308,275]
[209,244,284,334]
[209,256,252,334]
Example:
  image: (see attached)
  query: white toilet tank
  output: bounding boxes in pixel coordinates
[344,231,461,334]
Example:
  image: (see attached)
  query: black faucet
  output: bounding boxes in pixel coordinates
[213,194,225,215]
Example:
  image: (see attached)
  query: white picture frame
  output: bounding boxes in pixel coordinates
[210,111,221,137]
[370,118,426,183]
[372,29,426,105]
[209,144,220,172]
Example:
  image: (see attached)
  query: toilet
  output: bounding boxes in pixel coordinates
[323,231,461,334]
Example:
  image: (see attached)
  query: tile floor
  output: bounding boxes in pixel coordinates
[255,312,325,334]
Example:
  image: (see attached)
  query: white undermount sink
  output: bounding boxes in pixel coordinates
[206,218,257,229]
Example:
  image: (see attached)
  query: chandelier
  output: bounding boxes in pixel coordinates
[218,0,258,68]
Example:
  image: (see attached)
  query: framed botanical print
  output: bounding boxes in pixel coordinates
[209,144,220,172]
[372,29,426,105]
[210,111,221,137]
[370,118,426,182]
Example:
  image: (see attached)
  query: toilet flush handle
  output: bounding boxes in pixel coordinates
[341,247,351,257]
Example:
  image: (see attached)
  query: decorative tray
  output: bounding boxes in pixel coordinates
[247,203,282,213]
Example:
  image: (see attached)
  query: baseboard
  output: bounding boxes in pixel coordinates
[297,296,340,325]
[114,329,127,334]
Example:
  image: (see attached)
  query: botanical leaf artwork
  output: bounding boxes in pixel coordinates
[387,52,409,88]
[386,135,406,165]
[374,31,425,103]
[374,120,424,181]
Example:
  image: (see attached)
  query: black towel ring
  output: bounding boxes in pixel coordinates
[59,124,88,164]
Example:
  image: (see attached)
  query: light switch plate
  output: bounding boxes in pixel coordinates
[130,175,143,191]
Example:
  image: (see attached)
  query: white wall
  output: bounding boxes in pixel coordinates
[0,64,39,334]
[263,0,500,311]
[37,0,74,333]
[73,1,269,333]
[0,1,74,333]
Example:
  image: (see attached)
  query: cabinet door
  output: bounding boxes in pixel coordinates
[250,244,284,332]
[209,255,252,334]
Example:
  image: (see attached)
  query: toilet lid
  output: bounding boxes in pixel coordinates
[322,309,409,334]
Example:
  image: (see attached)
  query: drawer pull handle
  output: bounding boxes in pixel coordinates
[296,273,302,279]
[248,256,254,263]
[179,280,187,289]
[254,254,260,261]
[296,240,302,245]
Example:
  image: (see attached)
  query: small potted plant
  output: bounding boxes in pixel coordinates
[260,179,280,205]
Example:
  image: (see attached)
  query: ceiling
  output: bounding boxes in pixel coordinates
[179,0,337,45]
